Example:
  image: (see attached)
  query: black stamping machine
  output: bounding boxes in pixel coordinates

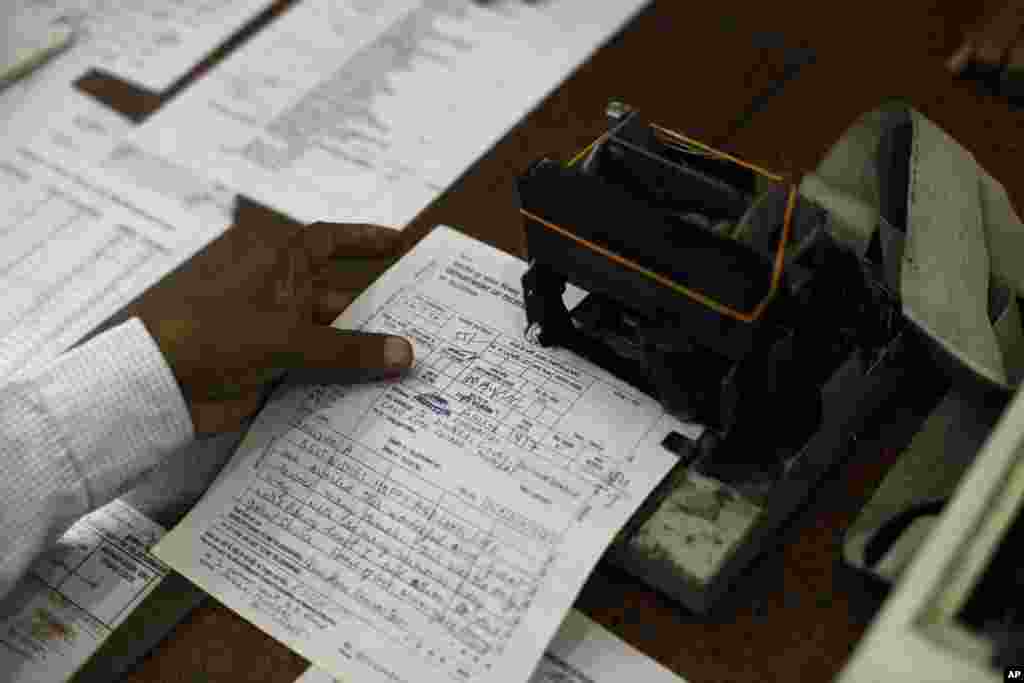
[514,101,947,612]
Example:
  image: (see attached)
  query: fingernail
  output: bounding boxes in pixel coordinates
[385,336,413,368]
[948,42,972,73]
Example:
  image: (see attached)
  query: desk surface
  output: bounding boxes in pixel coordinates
[71,1,1024,681]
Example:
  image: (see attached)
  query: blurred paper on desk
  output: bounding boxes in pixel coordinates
[0,57,238,379]
[0,16,73,92]
[0,58,239,233]
[132,0,651,228]
[0,500,169,683]
[152,225,698,683]
[0,3,242,229]
[7,0,274,92]
[298,609,686,683]
[0,4,245,382]
[0,143,224,381]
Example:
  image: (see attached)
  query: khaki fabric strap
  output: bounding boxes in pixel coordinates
[800,103,1024,389]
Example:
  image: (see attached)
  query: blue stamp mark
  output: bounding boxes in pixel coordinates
[415,393,451,417]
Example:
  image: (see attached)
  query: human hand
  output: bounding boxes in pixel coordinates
[947,1,1024,75]
[133,200,413,435]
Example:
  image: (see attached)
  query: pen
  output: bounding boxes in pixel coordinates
[0,25,75,91]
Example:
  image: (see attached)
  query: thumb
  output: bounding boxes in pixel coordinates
[274,326,414,381]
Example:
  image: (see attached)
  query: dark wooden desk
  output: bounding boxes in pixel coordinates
[68,1,1024,681]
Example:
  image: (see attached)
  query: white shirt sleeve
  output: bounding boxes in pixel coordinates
[0,318,194,600]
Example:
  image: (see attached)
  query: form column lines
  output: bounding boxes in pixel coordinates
[555,383,590,471]
[448,333,499,388]
[0,187,51,239]
[43,232,159,338]
[0,199,86,279]
[1,230,160,376]
[439,514,497,625]
[49,540,100,593]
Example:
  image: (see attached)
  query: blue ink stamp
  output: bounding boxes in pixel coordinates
[415,393,451,416]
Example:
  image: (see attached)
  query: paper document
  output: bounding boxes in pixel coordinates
[153,226,696,683]
[0,61,237,379]
[298,609,686,683]
[0,50,238,232]
[134,0,650,226]
[11,0,273,92]
[0,25,96,132]
[0,2,241,231]
[0,18,73,92]
[0,500,169,683]
[0,143,223,380]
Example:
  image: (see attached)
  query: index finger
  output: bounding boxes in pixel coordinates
[260,321,414,375]
[299,222,404,266]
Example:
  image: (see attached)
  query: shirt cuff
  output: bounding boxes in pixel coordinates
[32,318,194,507]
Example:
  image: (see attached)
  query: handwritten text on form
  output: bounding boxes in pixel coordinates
[154,226,697,683]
